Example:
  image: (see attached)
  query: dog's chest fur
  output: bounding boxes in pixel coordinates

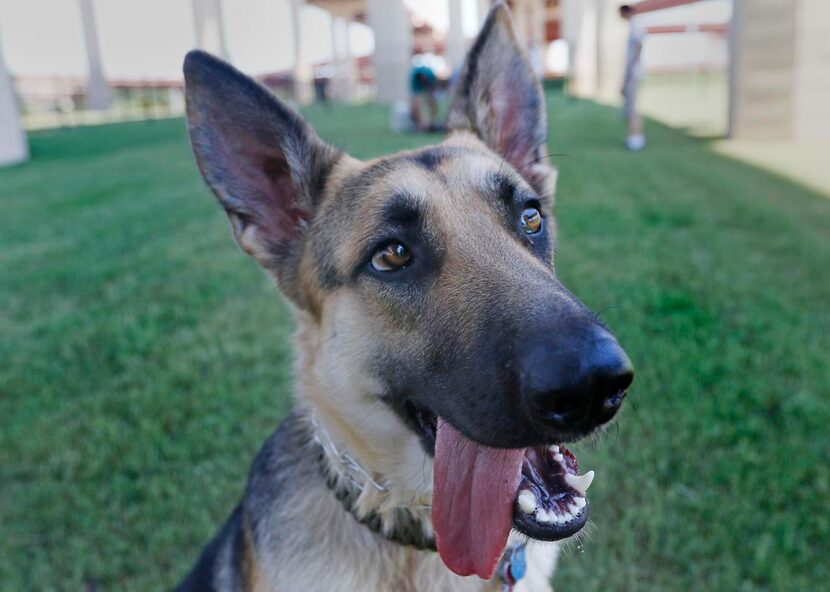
[208,412,557,592]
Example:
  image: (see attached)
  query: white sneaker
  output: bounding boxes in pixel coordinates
[625,134,646,151]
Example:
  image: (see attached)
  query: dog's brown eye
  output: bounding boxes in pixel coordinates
[371,243,411,271]
[521,207,543,234]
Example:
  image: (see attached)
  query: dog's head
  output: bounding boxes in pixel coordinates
[185,2,632,580]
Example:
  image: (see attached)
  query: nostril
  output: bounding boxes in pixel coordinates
[597,361,633,418]
[603,389,627,413]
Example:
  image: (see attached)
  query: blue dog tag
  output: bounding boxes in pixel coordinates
[508,544,526,581]
[499,543,527,591]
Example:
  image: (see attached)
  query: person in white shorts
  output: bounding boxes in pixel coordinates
[620,4,646,151]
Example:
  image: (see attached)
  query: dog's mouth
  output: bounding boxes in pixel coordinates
[405,403,593,579]
[511,444,591,541]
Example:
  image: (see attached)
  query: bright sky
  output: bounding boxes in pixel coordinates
[0,0,480,79]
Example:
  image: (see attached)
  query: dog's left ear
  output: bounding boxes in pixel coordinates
[448,2,555,200]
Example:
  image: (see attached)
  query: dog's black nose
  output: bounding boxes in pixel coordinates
[520,326,634,434]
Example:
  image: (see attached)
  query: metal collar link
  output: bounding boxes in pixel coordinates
[310,415,436,551]
[310,414,389,493]
[309,415,528,579]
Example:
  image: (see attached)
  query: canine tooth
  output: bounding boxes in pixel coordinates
[518,490,537,514]
[549,445,560,453]
[564,470,595,494]
[568,503,580,514]
[553,453,564,463]
[574,496,587,509]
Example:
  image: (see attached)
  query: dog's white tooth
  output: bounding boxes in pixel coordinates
[547,510,558,523]
[574,496,587,509]
[568,503,580,514]
[518,490,537,514]
[535,508,551,523]
[553,453,564,463]
[564,470,595,494]
[549,445,560,453]
[546,510,558,523]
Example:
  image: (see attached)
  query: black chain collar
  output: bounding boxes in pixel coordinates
[314,443,437,552]
[310,421,524,587]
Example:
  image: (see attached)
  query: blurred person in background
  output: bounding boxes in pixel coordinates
[410,61,440,132]
[620,4,646,151]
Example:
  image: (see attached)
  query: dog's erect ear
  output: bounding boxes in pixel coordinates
[183,50,341,302]
[448,2,554,199]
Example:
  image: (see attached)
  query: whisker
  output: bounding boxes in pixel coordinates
[520,151,580,172]
[594,304,623,319]
[623,390,645,425]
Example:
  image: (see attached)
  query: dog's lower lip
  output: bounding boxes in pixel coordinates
[511,445,592,541]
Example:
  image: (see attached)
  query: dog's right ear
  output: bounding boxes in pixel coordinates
[183,50,341,302]
[447,2,554,201]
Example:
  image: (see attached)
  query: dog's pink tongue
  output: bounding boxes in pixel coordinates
[432,418,525,579]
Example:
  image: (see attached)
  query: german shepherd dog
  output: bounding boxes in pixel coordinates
[177,3,633,591]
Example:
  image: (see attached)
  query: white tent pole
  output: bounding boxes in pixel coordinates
[78,0,112,110]
[0,32,28,167]
[191,0,230,60]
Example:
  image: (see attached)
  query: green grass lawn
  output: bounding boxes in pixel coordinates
[2,95,828,591]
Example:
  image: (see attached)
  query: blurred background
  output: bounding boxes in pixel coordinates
[2,0,830,187]
[1,1,828,590]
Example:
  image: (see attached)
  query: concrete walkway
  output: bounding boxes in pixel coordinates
[711,140,830,198]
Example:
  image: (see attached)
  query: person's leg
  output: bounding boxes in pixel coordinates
[628,110,642,137]
[624,78,645,151]
[411,94,424,131]
[426,91,439,130]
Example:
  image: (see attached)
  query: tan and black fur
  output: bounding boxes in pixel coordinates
[176,4,632,591]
